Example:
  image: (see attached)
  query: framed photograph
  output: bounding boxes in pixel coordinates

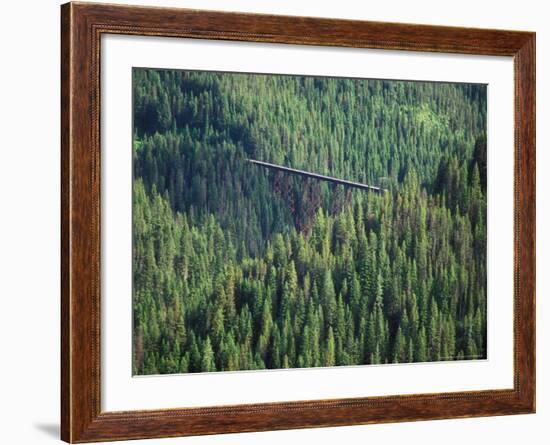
[61,2,535,442]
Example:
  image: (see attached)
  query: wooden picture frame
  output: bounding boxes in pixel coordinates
[61,1,535,442]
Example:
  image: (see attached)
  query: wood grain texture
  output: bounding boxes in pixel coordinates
[60,2,536,442]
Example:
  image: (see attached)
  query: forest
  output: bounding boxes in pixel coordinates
[132,68,487,375]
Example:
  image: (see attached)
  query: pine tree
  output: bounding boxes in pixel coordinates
[325,327,336,367]
[200,337,216,372]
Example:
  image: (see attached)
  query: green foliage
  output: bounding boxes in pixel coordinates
[132,69,487,375]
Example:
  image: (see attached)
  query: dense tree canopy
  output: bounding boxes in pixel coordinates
[132,68,487,375]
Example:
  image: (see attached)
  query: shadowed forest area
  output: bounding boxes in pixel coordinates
[132,69,487,375]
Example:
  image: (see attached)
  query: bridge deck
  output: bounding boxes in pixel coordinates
[247,159,386,193]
